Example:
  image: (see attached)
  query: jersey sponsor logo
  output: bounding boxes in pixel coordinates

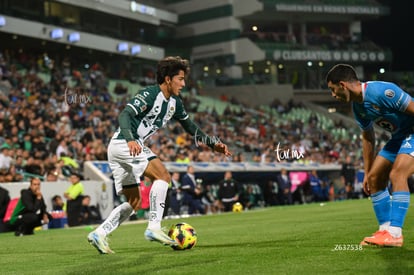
[384,89,395,98]
[375,118,396,132]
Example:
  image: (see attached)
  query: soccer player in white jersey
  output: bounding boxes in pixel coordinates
[88,56,231,254]
[326,64,414,247]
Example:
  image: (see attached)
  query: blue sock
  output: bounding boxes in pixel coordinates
[371,189,391,226]
[390,191,410,228]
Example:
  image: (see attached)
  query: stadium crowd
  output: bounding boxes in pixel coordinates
[0,50,390,200]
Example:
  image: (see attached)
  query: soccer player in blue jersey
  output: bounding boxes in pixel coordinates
[88,56,232,254]
[326,64,414,247]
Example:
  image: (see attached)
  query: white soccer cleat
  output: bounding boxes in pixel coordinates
[144,228,177,246]
[88,231,114,254]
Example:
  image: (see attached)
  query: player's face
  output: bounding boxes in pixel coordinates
[327,81,350,102]
[167,70,186,96]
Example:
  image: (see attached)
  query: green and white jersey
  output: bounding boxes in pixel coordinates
[113,85,189,142]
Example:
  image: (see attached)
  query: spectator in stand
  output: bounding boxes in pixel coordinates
[48,133,63,157]
[3,164,24,183]
[23,156,44,177]
[175,149,190,163]
[44,157,66,182]
[0,144,12,172]
[31,135,47,159]
[45,168,59,182]
[217,171,240,212]
[57,116,72,137]
[59,152,79,171]
[21,133,32,152]
[56,138,69,158]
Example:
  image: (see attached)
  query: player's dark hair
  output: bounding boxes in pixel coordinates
[156,56,190,84]
[326,64,359,84]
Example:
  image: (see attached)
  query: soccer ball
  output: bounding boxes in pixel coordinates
[168,222,197,250]
[232,202,243,212]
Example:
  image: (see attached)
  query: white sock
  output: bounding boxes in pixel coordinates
[96,202,134,236]
[147,179,168,230]
[379,221,390,231]
[388,226,402,238]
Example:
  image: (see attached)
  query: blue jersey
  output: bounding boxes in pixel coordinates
[353,81,414,139]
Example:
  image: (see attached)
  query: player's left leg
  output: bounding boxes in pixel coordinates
[143,158,176,245]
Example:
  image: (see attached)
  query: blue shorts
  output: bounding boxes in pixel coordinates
[379,134,414,163]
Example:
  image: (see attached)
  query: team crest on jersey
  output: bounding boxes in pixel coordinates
[384,89,395,98]
[165,106,175,120]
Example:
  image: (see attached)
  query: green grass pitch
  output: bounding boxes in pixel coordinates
[1,197,413,274]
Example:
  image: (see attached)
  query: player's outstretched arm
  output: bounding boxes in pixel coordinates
[179,118,231,157]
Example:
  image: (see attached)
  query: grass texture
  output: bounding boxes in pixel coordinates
[1,198,413,275]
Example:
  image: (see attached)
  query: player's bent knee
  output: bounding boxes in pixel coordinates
[366,174,387,192]
[128,196,141,211]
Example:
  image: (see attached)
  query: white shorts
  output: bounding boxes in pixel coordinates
[108,139,156,195]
